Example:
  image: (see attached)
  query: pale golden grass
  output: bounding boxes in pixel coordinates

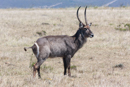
[0,7,130,87]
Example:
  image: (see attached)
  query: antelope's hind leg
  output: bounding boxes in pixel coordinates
[33,58,46,78]
[37,66,41,78]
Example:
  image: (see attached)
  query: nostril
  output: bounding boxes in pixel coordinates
[91,34,94,37]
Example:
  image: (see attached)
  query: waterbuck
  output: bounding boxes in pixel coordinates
[24,6,94,78]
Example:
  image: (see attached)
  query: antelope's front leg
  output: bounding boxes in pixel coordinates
[68,63,71,77]
[67,58,71,77]
[63,55,71,77]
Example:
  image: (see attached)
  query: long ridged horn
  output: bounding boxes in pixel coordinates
[84,6,88,25]
[77,6,83,24]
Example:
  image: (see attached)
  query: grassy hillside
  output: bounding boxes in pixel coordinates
[0,7,130,87]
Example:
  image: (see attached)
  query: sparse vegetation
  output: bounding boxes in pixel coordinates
[113,64,124,69]
[29,54,36,68]
[40,65,53,73]
[0,7,130,87]
[92,24,98,26]
[30,62,35,68]
[115,23,130,31]
[36,30,46,36]
[109,23,113,26]
[70,65,77,70]
[94,6,98,9]
[124,23,130,30]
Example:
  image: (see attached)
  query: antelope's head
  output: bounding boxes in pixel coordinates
[77,6,94,38]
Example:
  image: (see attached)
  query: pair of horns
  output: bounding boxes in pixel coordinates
[77,6,88,25]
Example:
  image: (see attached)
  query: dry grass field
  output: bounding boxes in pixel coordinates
[0,7,130,87]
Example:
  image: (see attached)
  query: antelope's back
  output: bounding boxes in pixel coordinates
[36,35,75,58]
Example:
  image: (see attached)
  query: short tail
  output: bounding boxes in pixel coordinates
[24,47,32,51]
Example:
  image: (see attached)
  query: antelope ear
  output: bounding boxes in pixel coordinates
[89,23,92,26]
[79,22,84,28]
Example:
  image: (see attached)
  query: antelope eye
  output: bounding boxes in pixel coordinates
[84,28,88,30]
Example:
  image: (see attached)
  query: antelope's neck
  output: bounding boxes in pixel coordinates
[72,35,87,49]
